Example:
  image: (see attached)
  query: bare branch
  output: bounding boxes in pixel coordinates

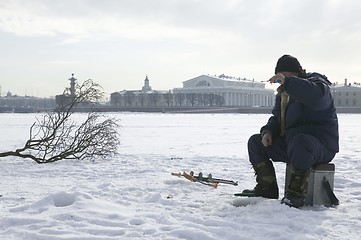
[0,79,120,163]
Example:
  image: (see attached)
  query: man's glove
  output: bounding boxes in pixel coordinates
[261,130,273,147]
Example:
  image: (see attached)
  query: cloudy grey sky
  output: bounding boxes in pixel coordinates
[0,0,360,97]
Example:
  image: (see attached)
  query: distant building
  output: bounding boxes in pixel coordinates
[110,74,275,108]
[331,79,361,107]
[172,74,275,107]
[0,91,55,113]
[109,74,361,110]
[110,76,171,107]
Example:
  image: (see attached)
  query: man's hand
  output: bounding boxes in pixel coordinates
[269,73,285,84]
[262,132,273,147]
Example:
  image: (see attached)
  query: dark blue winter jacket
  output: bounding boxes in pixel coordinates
[261,72,339,153]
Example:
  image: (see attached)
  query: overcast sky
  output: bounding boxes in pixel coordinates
[0,0,360,98]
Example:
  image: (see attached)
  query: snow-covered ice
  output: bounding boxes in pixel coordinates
[1,112,361,240]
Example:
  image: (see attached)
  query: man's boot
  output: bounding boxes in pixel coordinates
[281,169,310,208]
[241,161,279,199]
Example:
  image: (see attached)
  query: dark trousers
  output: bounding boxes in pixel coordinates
[248,133,336,171]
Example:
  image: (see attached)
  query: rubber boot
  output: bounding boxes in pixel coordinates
[281,169,310,208]
[242,161,279,199]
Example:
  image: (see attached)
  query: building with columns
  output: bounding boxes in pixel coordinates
[110,74,275,108]
[110,75,361,111]
[172,74,275,107]
[331,79,361,107]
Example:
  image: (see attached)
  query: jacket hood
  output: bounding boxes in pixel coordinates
[307,72,332,85]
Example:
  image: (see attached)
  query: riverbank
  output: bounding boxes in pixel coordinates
[1,106,360,114]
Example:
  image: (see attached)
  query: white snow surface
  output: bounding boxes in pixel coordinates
[0,113,360,240]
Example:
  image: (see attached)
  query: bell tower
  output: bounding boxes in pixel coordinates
[142,75,152,92]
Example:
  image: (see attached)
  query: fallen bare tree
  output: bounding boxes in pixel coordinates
[0,79,120,163]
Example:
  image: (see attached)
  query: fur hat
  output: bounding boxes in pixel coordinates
[275,55,302,74]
